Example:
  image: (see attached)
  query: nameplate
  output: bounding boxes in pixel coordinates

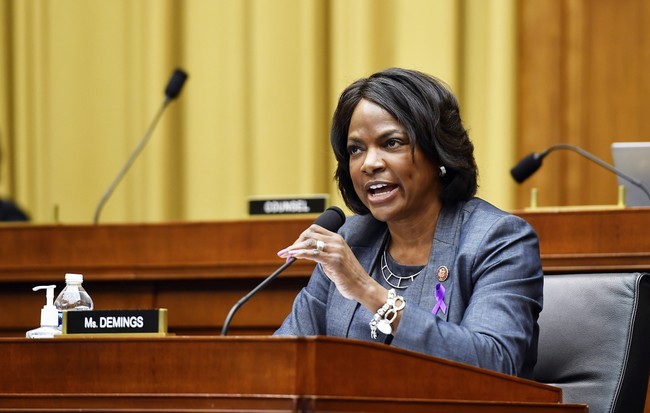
[248,195,328,215]
[62,309,167,335]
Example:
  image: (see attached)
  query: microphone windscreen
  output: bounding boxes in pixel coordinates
[511,152,543,183]
[313,206,346,232]
[165,69,188,100]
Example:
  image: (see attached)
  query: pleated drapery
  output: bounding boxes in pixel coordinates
[0,0,516,223]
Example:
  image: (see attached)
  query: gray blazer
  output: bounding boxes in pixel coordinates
[275,198,543,379]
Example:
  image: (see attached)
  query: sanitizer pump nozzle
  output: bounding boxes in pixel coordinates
[26,285,62,338]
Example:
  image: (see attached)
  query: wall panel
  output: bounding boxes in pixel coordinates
[517,0,650,208]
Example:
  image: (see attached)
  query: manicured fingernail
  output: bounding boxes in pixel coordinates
[277,248,287,257]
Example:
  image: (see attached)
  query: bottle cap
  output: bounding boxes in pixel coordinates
[65,273,84,283]
[33,285,59,327]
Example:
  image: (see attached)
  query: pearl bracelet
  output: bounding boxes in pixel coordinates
[369,288,406,339]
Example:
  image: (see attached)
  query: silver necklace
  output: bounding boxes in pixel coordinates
[381,248,424,290]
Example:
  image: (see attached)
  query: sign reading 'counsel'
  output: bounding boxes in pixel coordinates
[248,195,328,215]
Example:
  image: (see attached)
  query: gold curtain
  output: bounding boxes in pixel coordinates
[0,0,516,223]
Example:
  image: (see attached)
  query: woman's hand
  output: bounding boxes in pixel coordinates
[277,224,385,308]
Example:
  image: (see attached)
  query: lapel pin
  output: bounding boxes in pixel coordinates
[436,265,449,282]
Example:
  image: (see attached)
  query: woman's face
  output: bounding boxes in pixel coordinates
[346,99,441,224]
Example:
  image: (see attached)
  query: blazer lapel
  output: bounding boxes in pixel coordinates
[409,204,462,322]
[326,203,463,334]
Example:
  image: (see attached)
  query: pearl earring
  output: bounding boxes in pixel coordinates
[439,166,447,178]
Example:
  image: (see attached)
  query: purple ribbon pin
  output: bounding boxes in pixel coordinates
[432,283,447,315]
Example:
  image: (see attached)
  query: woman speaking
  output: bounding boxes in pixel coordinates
[275,68,543,379]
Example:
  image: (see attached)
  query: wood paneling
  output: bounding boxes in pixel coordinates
[0,219,317,337]
[0,336,586,412]
[1,210,649,337]
[517,0,650,209]
[0,211,646,410]
[515,207,650,272]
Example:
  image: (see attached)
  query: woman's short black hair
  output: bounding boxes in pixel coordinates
[330,67,478,215]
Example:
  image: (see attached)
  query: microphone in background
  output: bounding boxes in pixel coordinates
[164,69,188,101]
[93,68,189,224]
[510,143,650,201]
[220,206,346,336]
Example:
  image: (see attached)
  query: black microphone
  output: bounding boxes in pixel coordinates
[164,69,188,100]
[510,143,650,201]
[220,206,346,336]
[93,68,189,224]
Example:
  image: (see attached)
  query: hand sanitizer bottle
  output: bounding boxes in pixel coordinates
[26,285,62,339]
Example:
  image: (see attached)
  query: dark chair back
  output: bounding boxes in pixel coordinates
[534,272,650,413]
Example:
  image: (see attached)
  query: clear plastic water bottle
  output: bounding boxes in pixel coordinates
[54,273,94,330]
